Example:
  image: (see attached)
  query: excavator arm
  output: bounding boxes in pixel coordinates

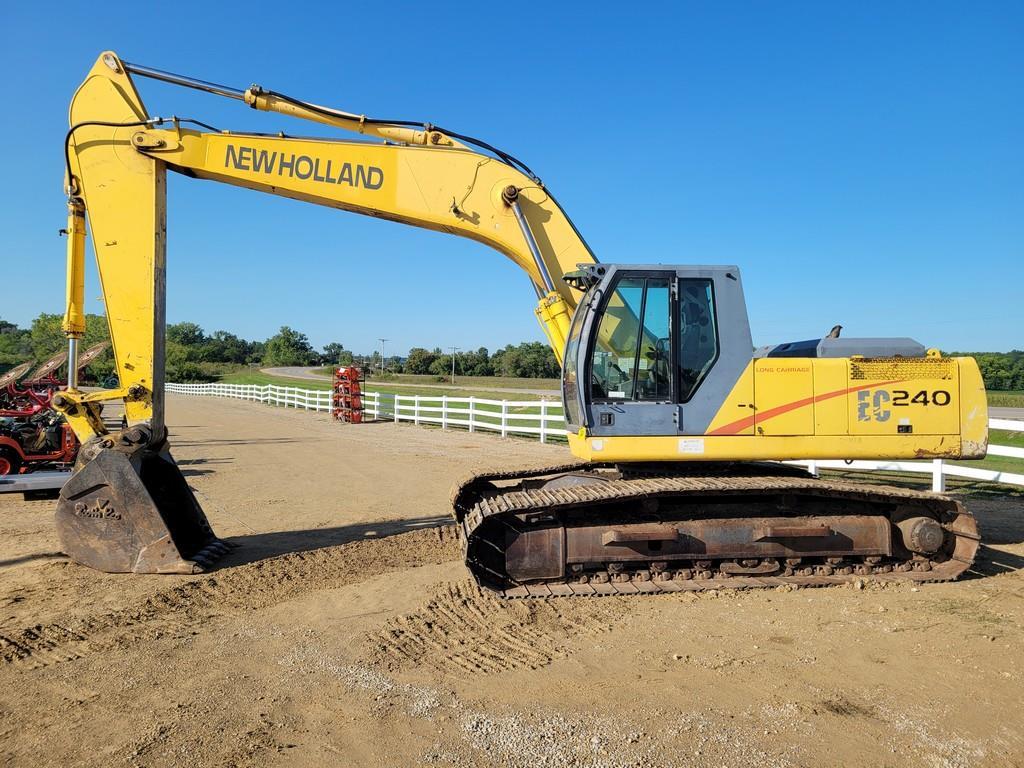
[57,51,595,443]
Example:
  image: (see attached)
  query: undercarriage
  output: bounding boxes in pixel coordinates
[453,463,979,597]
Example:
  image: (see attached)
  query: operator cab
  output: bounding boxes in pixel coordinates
[562,264,753,436]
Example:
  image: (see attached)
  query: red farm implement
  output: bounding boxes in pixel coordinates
[0,343,109,418]
[0,412,78,475]
[0,343,109,474]
[332,366,365,423]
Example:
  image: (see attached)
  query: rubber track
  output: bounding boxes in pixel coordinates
[452,464,980,598]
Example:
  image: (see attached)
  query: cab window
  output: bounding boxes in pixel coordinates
[678,279,718,401]
[591,277,671,401]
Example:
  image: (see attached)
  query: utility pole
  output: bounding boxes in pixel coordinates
[378,338,389,375]
[450,345,460,384]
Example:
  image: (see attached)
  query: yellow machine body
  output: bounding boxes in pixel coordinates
[569,355,988,462]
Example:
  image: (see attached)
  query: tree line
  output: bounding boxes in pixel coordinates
[0,314,114,377]
[0,315,561,381]
[951,350,1024,392]
[6,313,1015,389]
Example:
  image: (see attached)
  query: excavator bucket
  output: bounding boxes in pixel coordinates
[55,431,228,574]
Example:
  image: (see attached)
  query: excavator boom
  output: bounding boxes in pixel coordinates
[60,53,592,443]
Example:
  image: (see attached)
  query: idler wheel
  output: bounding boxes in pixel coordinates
[896,516,945,555]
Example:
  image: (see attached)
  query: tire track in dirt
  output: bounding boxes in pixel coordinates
[0,526,459,671]
[367,580,628,674]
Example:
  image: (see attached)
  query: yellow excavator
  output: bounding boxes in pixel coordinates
[52,52,986,595]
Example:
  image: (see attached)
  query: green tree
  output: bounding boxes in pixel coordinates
[491,341,560,378]
[459,347,493,377]
[206,330,254,364]
[262,326,315,366]
[24,312,112,377]
[28,314,65,360]
[428,354,453,377]
[951,350,1024,391]
[321,342,348,364]
[167,321,206,348]
[0,320,31,367]
[403,347,440,374]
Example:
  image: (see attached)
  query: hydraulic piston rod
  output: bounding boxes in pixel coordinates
[503,185,556,295]
[121,59,246,101]
[62,197,87,391]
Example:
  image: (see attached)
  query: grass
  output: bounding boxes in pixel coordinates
[990,428,1024,448]
[944,427,1024,476]
[220,370,332,390]
[311,368,559,391]
[989,390,1024,408]
[223,370,555,401]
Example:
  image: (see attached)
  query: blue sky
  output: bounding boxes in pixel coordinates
[2,2,1021,354]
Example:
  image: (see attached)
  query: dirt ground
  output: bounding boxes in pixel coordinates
[1,395,1022,768]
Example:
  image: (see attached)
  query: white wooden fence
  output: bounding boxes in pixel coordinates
[166,382,567,442]
[166,382,1023,489]
[794,418,1024,493]
[168,381,334,411]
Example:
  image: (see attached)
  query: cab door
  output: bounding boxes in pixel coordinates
[587,273,677,436]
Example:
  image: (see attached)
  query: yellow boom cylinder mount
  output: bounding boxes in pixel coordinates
[535,293,573,365]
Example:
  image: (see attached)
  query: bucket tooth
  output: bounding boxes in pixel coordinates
[55,431,222,574]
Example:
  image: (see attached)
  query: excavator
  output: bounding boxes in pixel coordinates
[51,51,986,594]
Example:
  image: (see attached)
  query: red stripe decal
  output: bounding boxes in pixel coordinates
[706,379,904,436]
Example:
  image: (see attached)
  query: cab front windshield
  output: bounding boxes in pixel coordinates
[590,277,671,401]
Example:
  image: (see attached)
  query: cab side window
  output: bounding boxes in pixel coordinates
[678,279,718,401]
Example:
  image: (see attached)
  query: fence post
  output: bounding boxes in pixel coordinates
[414,395,421,426]
[932,459,945,493]
[539,399,548,443]
[468,397,475,432]
[807,460,819,478]
[442,396,448,430]
[501,401,508,438]
[394,395,401,423]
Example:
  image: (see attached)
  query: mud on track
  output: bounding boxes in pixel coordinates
[1,394,1023,767]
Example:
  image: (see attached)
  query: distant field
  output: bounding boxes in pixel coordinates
[989,390,1024,408]
[220,370,552,401]
[221,371,332,390]
[311,369,560,391]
